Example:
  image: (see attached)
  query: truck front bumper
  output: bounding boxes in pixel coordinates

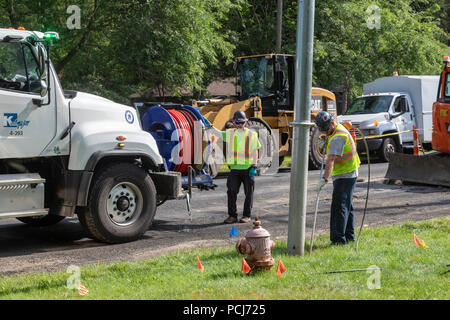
[357,138,383,153]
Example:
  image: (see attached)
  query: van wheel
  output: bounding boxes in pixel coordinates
[379,137,398,162]
[81,163,157,244]
[17,215,65,227]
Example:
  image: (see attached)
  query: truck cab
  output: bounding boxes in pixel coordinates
[339,92,415,161]
[0,28,182,243]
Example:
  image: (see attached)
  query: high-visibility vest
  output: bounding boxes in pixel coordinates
[225,128,257,167]
[326,124,360,176]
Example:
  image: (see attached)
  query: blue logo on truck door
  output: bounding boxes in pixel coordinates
[125,110,134,124]
[3,113,30,129]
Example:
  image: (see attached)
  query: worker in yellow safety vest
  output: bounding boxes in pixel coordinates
[315,111,361,245]
[221,110,261,224]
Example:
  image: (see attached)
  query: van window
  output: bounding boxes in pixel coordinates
[393,96,408,113]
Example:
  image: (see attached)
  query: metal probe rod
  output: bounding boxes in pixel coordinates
[309,138,327,255]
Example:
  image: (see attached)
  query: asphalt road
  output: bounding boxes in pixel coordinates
[0,161,449,275]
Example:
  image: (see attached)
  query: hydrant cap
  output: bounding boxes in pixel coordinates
[245,218,270,238]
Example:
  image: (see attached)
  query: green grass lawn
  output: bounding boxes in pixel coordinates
[0,218,448,300]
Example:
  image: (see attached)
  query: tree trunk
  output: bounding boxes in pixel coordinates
[6,0,18,28]
[56,0,101,74]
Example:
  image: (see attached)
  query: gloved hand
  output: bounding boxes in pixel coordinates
[316,178,328,192]
[317,136,327,151]
[249,167,258,177]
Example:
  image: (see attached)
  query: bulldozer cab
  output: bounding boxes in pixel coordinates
[236,54,295,116]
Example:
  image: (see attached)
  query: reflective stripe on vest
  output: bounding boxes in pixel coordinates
[226,128,254,164]
[326,124,360,176]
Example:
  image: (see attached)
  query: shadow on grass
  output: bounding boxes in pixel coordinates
[0,279,67,297]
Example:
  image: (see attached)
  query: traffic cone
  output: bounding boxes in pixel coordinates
[351,128,356,143]
[413,125,420,155]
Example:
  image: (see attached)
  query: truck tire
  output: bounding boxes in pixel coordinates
[378,137,398,162]
[17,215,65,227]
[309,126,325,170]
[81,163,157,244]
[247,120,275,173]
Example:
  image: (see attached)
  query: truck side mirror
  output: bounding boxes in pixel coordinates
[37,46,47,80]
[40,79,48,98]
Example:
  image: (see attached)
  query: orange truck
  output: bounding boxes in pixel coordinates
[432,56,450,153]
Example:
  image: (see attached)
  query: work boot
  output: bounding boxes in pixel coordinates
[239,217,251,223]
[224,216,238,224]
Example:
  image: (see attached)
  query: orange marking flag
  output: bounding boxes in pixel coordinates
[197,256,204,272]
[276,260,286,278]
[413,233,422,247]
[241,257,251,274]
[77,284,89,296]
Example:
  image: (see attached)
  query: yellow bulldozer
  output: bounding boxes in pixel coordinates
[193,53,337,175]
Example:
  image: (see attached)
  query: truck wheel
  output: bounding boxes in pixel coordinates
[17,215,65,227]
[81,163,157,244]
[378,137,397,162]
[247,120,275,173]
[309,126,325,170]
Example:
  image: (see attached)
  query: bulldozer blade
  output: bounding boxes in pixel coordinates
[385,152,450,187]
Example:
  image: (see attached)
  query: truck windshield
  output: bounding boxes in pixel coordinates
[240,57,274,99]
[346,96,393,115]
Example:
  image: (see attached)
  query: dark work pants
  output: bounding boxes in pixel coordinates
[330,177,357,244]
[227,169,255,218]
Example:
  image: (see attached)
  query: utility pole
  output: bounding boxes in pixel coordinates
[276,0,283,54]
[287,0,316,256]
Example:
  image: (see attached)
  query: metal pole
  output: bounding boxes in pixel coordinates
[287,0,316,256]
[276,0,283,54]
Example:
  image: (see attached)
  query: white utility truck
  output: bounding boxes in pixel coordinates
[0,28,184,243]
[338,75,439,161]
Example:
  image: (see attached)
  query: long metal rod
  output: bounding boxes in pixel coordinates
[323,267,381,274]
[309,138,327,255]
[287,0,316,256]
[355,128,371,252]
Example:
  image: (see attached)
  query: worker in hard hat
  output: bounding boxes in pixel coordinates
[221,110,261,224]
[315,111,361,245]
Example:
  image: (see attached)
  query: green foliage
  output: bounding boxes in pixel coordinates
[0,0,448,106]
[286,0,449,108]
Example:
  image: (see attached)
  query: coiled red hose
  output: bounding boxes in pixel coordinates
[167,109,194,175]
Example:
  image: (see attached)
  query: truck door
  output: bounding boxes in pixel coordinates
[391,95,414,143]
[0,41,56,159]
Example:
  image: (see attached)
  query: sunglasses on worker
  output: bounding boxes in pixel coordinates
[234,120,247,125]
